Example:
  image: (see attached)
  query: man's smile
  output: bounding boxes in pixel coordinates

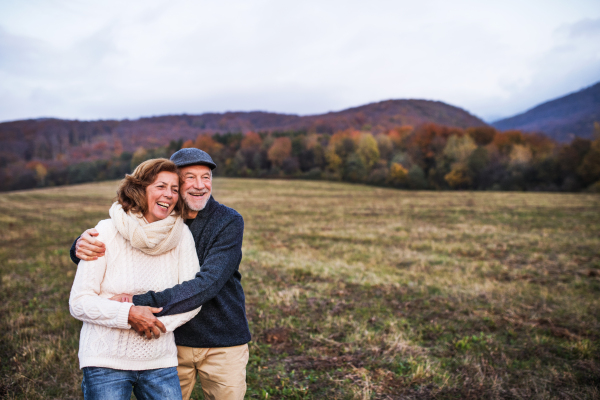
[187,190,209,198]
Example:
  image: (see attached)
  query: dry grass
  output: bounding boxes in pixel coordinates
[1,179,599,399]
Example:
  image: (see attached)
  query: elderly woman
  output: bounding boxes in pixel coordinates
[69,158,201,400]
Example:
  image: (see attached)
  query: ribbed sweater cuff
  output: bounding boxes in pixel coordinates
[116,302,134,329]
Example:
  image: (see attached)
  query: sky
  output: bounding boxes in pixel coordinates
[0,0,599,123]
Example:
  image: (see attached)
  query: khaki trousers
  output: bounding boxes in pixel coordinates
[176,344,249,400]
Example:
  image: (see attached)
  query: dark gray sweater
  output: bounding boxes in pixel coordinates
[70,196,251,348]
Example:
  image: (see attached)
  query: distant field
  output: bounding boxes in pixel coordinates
[1,179,599,399]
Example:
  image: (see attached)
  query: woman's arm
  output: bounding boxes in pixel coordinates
[156,229,202,332]
[69,221,133,329]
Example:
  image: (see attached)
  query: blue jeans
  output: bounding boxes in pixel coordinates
[81,366,182,400]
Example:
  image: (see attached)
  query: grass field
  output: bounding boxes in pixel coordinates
[1,178,599,399]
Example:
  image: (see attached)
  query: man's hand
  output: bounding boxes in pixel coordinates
[128,306,166,339]
[76,228,106,261]
[110,293,133,303]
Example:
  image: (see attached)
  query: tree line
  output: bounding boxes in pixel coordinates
[2,123,600,192]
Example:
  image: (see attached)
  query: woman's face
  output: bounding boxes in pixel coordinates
[144,171,179,223]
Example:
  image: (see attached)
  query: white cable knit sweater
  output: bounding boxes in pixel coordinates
[69,218,201,371]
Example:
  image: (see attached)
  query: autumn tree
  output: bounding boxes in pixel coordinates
[167,139,183,156]
[35,163,48,185]
[443,135,477,164]
[387,126,412,150]
[26,161,48,186]
[113,139,123,157]
[240,131,262,150]
[441,134,477,189]
[268,137,292,168]
[326,130,358,174]
[467,126,496,146]
[509,144,533,167]
[357,134,380,169]
[467,147,491,188]
[326,148,343,174]
[195,134,224,155]
[407,165,428,189]
[577,123,600,186]
[234,131,264,171]
[299,134,326,172]
[344,153,367,182]
[407,123,457,172]
[558,137,590,173]
[493,130,525,155]
[387,163,408,186]
[131,147,148,170]
[524,133,555,160]
[376,134,393,161]
[445,164,472,188]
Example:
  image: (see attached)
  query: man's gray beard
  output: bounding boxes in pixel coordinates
[184,192,211,211]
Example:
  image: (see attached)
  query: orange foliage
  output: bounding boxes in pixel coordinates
[26,161,42,169]
[445,164,472,188]
[240,131,262,150]
[467,126,497,146]
[524,133,555,159]
[387,126,413,148]
[388,163,408,185]
[26,161,48,184]
[182,139,194,149]
[493,130,525,154]
[113,139,123,156]
[407,123,462,160]
[195,134,223,154]
[267,137,292,167]
[93,141,108,152]
[305,134,321,150]
[329,129,361,147]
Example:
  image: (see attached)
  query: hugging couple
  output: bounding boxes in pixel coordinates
[68,148,251,400]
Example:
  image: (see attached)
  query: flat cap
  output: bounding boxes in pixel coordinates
[170,148,217,170]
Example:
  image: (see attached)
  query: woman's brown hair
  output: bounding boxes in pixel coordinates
[116,158,183,216]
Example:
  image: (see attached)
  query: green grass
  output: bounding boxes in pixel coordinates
[1,179,599,399]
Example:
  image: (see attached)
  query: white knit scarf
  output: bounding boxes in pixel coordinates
[109,202,184,256]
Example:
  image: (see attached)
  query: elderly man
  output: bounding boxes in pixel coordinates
[71,148,251,400]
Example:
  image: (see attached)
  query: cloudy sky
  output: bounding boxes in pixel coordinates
[1,0,599,123]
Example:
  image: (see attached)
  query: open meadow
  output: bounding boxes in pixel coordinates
[1,178,599,399]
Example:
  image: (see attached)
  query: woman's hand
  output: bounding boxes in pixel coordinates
[110,293,133,303]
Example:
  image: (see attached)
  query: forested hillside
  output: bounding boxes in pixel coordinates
[0,99,484,168]
[3,120,599,193]
[492,82,600,141]
[1,96,599,193]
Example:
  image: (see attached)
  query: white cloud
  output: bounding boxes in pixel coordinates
[0,0,599,122]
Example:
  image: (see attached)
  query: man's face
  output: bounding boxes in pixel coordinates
[180,164,212,212]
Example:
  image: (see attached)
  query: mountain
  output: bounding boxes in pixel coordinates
[492,82,600,141]
[0,99,486,164]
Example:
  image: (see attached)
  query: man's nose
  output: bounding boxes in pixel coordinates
[195,177,205,189]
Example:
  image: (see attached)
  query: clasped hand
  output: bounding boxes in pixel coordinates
[110,294,166,339]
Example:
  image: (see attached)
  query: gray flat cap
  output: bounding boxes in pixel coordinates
[170,148,217,170]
